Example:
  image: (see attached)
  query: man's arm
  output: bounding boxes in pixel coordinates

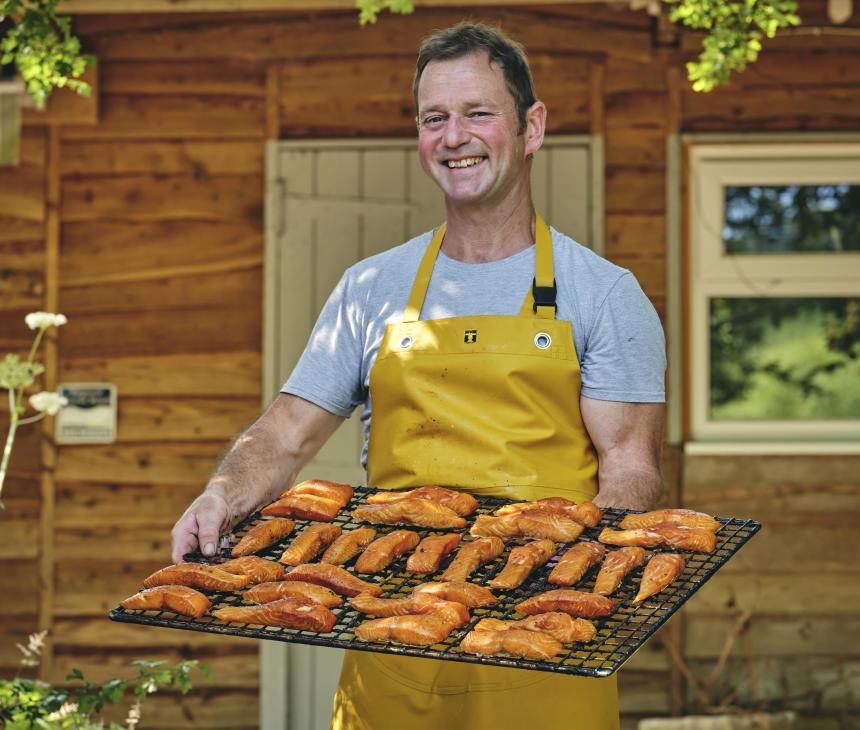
[579,396,665,511]
[171,393,345,562]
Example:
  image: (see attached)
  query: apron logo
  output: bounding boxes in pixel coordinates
[464,329,478,344]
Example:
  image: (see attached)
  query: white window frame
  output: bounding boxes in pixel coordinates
[687,141,860,444]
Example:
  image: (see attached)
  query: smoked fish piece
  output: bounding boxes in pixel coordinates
[219,556,285,584]
[120,585,211,618]
[355,614,457,646]
[406,533,462,574]
[441,537,505,582]
[496,498,603,528]
[262,494,343,522]
[470,510,583,542]
[517,589,616,618]
[367,486,479,516]
[231,518,295,557]
[282,480,354,506]
[489,539,555,590]
[354,530,420,574]
[548,542,606,587]
[412,581,497,608]
[213,596,336,632]
[635,553,686,602]
[143,563,250,592]
[349,592,469,626]
[279,524,342,566]
[620,508,721,532]
[321,527,377,565]
[353,499,467,530]
[460,628,563,661]
[475,614,596,644]
[593,547,647,596]
[242,580,342,608]
[599,524,717,553]
[284,563,383,597]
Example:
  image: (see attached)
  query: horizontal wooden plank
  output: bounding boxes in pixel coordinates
[684,455,860,492]
[0,268,43,310]
[60,140,264,176]
[59,352,261,397]
[0,559,40,615]
[605,91,669,130]
[605,128,667,169]
[94,689,259,729]
[55,482,203,526]
[64,0,614,10]
[22,67,99,127]
[609,254,665,298]
[0,162,46,223]
[62,174,263,222]
[0,614,40,669]
[53,616,255,649]
[605,166,665,213]
[56,523,177,560]
[740,50,860,88]
[56,442,225,486]
[0,217,44,243]
[605,214,666,258]
[101,60,266,96]
[114,396,259,442]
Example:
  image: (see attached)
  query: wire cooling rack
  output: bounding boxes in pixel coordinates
[110,487,760,677]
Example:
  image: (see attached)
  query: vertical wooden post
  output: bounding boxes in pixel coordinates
[266,66,281,141]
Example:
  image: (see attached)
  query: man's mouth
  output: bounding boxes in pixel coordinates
[444,156,485,169]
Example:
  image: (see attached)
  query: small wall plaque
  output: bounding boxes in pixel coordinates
[56,382,117,445]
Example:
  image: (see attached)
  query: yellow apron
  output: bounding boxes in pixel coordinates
[331,217,619,730]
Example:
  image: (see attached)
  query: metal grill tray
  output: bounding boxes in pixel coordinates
[110,487,760,677]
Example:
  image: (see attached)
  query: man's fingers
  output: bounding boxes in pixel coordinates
[171,529,198,564]
[195,501,227,557]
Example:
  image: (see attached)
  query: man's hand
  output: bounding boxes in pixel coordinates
[171,491,231,563]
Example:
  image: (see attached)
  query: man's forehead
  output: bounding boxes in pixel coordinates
[416,52,510,107]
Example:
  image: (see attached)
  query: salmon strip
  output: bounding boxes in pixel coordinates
[412,581,496,608]
[355,614,457,646]
[283,563,383,597]
[281,480,354,506]
[261,494,343,522]
[620,508,721,532]
[475,613,596,644]
[599,524,717,553]
[231,518,295,557]
[406,534,462,574]
[441,537,505,582]
[242,580,342,608]
[354,530,420,574]
[143,563,250,592]
[213,596,336,632]
[353,499,466,529]
[516,589,616,618]
[121,585,211,618]
[548,542,606,587]
[460,628,563,660]
[349,592,469,626]
[219,556,285,584]
[635,553,685,602]
[496,498,603,528]
[279,524,342,566]
[367,486,479,516]
[489,539,555,590]
[471,510,582,542]
[321,527,377,565]
[593,547,646,596]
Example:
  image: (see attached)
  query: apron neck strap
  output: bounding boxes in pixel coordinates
[402,215,556,323]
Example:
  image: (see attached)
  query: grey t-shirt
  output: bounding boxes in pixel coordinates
[282,226,666,468]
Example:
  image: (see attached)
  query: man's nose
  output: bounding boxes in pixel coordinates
[443,115,470,147]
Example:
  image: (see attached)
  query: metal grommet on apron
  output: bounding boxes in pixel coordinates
[534,331,552,349]
[399,335,414,349]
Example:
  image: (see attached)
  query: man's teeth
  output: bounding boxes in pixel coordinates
[446,157,483,169]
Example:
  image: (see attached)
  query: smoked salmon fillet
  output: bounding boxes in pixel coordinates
[281,480,354,505]
[460,628,563,660]
[475,613,596,644]
[261,494,344,522]
[353,499,467,529]
[283,563,383,597]
[366,486,479,516]
[242,580,342,608]
[441,537,505,582]
[349,592,469,626]
[279,524,342,565]
[406,533,462,574]
[634,553,685,602]
[355,614,457,646]
[354,530,420,574]
[548,542,606,587]
[495,498,603,528]
[231,518,295,557]
[489,539,555,589]
[120,585,211,617]
[411,581,496,607]
[321,527,377,565]
[213,596,336,632]
[219,556,285,584]
[470,510,583,542]
[593,547,646,596]
[143,563,250,592]
[599,524,717,553]
[516,589,615,618]
[620,508,721,532]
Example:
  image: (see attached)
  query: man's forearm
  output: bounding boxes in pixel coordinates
[593,462,664,511]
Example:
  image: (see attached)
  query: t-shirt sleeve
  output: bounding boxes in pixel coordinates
[280,269,366,417]
[580,272,666,403]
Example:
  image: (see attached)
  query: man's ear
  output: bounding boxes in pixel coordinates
[524,100,547,158]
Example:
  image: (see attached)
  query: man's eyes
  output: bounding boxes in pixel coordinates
[419,111,494,129]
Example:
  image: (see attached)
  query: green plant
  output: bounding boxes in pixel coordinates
[0,0,95,108]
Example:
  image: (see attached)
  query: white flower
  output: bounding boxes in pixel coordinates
[29,391,68,416]
[25,311,68,330]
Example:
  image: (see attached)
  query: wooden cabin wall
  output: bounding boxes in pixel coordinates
[0,1,857,727]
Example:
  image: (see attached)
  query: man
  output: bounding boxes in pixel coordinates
[172,22,666,730]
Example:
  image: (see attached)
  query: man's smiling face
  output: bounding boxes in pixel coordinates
[416,52,538,210]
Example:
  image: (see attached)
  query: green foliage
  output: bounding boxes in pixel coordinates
[0,354,44,394]
[355,0,413,25]
[664,0,801,92]
[0,0,96,108]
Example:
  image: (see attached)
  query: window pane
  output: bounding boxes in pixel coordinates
[709,297,860,420]
[723,185,860,254]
